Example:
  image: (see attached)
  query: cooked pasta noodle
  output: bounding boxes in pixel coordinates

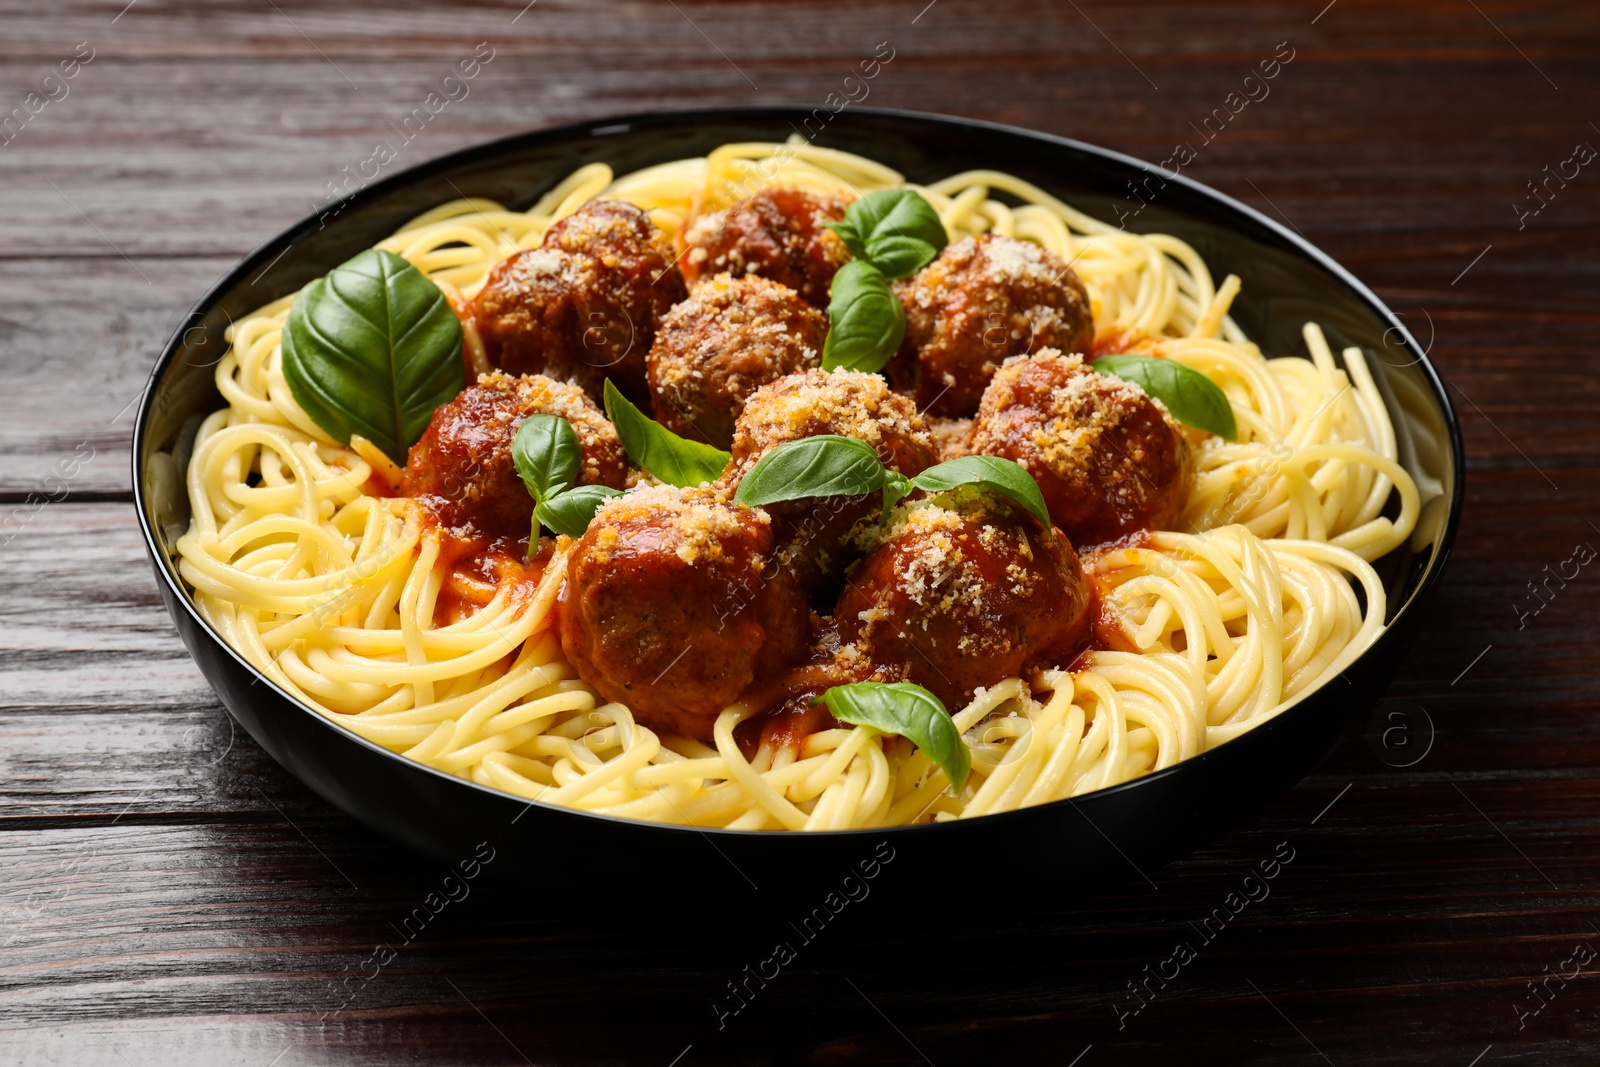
[174,139,1418,829]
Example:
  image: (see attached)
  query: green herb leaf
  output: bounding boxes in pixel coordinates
[1091,354,1238,440]
[281,248,464,465]
[817,681,970,793]
[911,455,1053,535]
[825,222,867,260]
[512,414,582,505]
[880,469,915,523]
[864,235,941,280]
[536,484,623,539]
[826,188,948,279]
[603,378,731,487]
[821,260,905,374]
[733,435,886,508]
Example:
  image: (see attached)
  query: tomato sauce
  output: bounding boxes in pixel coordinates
[428,518,551,627]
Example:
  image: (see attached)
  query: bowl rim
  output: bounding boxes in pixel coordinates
[131,104,1465,841]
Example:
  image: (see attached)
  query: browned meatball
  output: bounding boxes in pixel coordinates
[890,234,1094,418]
[725,369,937,600]
[728,369,936,481]
[835,494,1091,709]
[402,372,627,545]
[968,349,1194,547]
[679,187,851,308]
[473,200,686,405]
[646,274,825,449]
[925,416,973,463]
[556,484,810,741]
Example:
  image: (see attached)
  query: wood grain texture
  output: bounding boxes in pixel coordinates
[2,0,1599,1063]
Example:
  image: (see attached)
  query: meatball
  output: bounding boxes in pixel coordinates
[967,349,1194,547]
[646,274,825,449]
[925,416,973,463]
[557,484,809,741]
[402,372,627,544]
[728,369,936,482]
[473,200,686,405]
[725,369,937,599]
[835,494,1091,709]
[678,187,851,308]
[890,234,1094,418]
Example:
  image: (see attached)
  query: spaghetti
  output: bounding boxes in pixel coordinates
[173,139,1419,830]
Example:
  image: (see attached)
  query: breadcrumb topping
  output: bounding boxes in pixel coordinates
[591,483,768,567]
[891,232,1095,418]
[646,274,827,448]
[676,186,855,308]
[474,371,621,486]
[851,495,1037,654]
[983,349,1161,485]
[494,247,598,293]
[926,416,973,461]
[681,188,850,282]
[549,205,651,256]
[966,347,1195,544]
[651,274,821,393]
[902,235,1063,313]
[729,368,933,475]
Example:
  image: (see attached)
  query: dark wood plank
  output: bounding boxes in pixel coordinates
[3,781,1598,1066]
[0,257,232,495]
[3,2,1598,259]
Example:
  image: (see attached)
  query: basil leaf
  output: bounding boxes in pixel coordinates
[1091,354,1238,440]
[821,260,905,374]
[512,414,582,506]
[733,435,885,508]
[817,681,970,793]
[281,248,464,465]
[536,484,623,539]
[880,469,915,523]
[828,189,948,279]
[912,455,1053,535]
[603,378,731,487]
[865,235,940,280]
[824,219,867,261]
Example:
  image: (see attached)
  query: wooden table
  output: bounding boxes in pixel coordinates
[4,1,1598,1063]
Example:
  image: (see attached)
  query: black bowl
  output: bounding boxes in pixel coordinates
[133,107,1462,893]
